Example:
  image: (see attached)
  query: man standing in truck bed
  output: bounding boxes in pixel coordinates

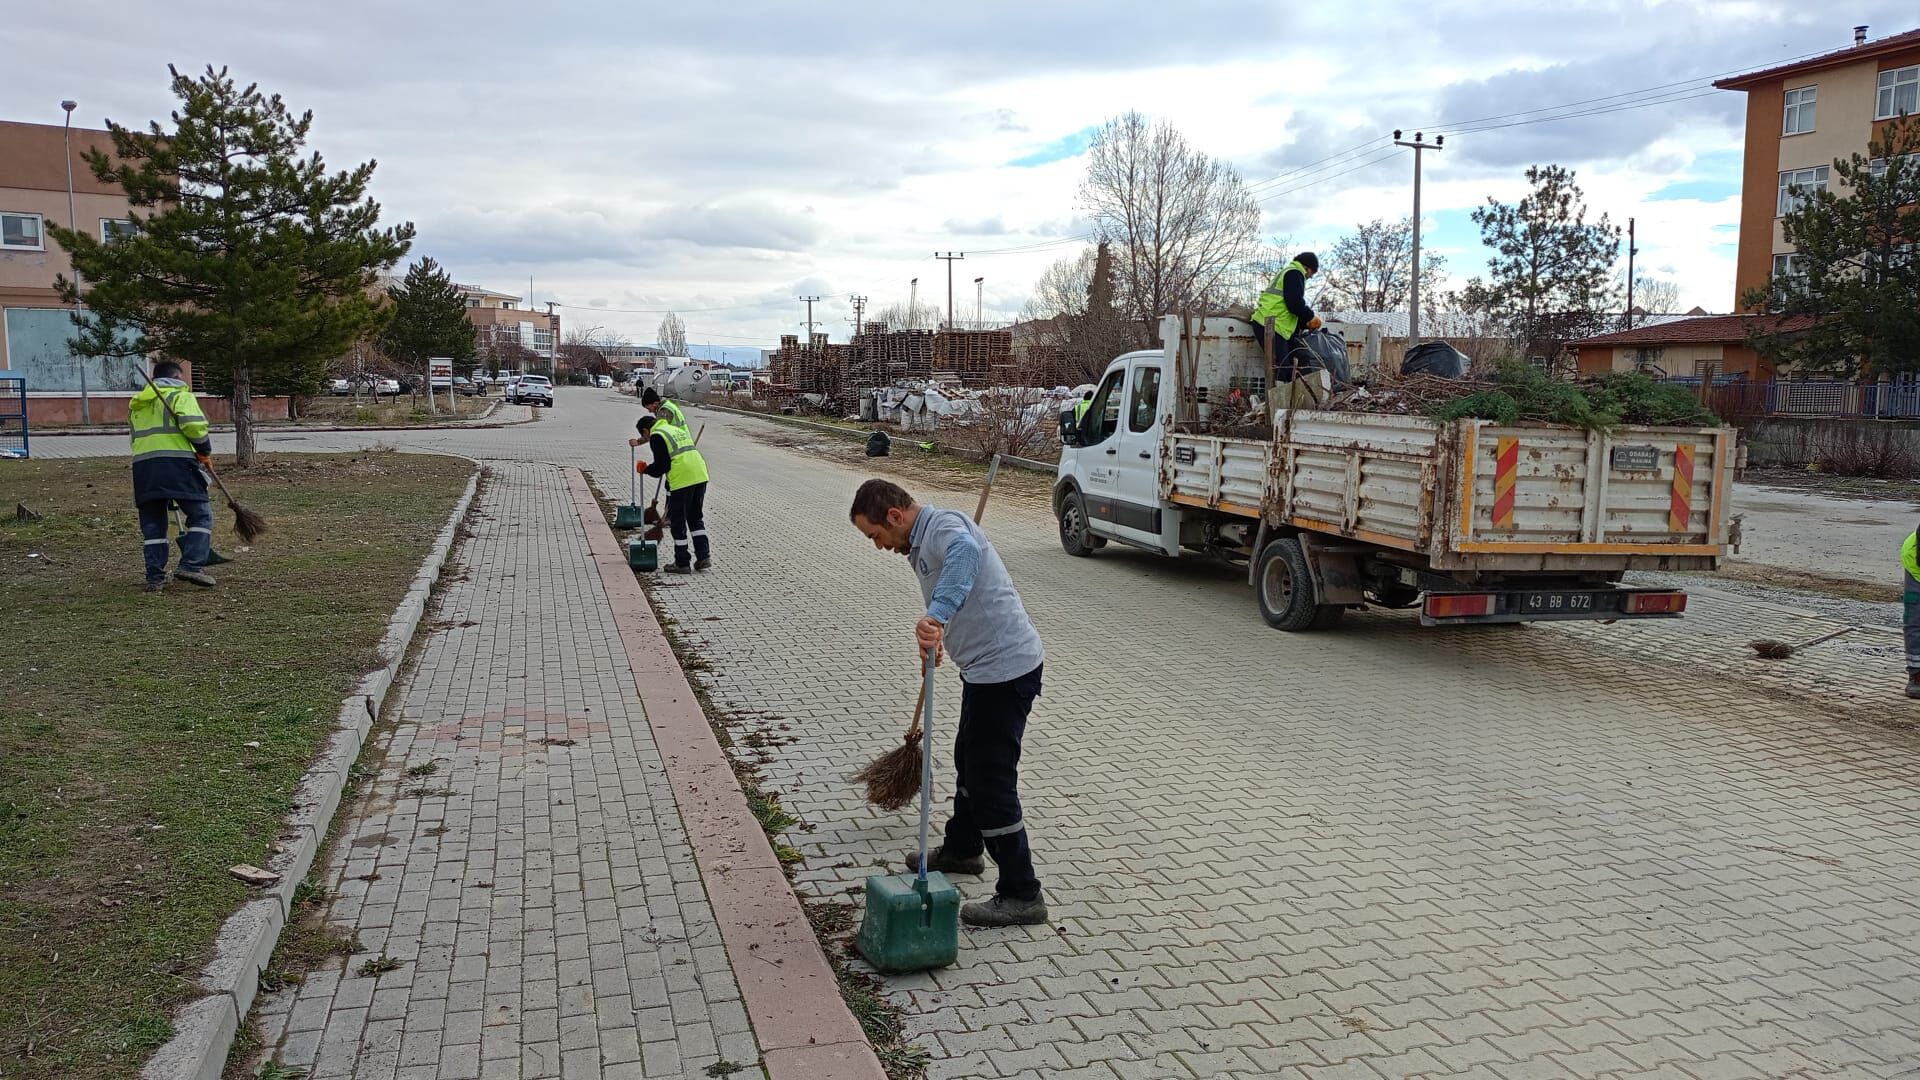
[849,478,1049,926]
[1250,250,1323,384]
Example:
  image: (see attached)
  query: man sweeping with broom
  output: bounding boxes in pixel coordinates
[849,478,1048,926]
[130,360,219,592]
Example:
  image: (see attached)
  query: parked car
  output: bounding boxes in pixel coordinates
[374,377,402,396]
[594,375,613,389]
[510,374,554,407]
[453,377,483,396]
[328,378,352,395]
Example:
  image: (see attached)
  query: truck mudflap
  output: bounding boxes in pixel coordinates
[1419,587,1687,626]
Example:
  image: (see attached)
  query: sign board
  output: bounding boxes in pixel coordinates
[1610,445,1661,471]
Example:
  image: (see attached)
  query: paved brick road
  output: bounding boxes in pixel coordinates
[250,461,757,1079]
[48,392,1920,1078]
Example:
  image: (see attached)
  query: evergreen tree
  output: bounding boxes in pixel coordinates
[382,257,477,412]
[51,65,412,463]
[1463,165,1621,364]
[1746,115,1920,375]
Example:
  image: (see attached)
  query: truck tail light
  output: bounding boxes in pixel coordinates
[1623,591,1687,614]
[1425,593,1496,619]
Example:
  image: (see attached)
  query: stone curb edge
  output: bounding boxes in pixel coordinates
[139,469,484,1080]
[35,398,536,438]
[563,468,889,1080]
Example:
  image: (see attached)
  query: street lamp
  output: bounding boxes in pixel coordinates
[62,100,90,424]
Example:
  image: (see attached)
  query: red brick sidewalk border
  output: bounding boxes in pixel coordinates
[564,469,888,1080]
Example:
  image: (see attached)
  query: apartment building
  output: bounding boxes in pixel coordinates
[456,283,557,369]
[1716,24,1920,307]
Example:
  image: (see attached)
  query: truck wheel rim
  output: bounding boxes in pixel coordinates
[1263,557,1293,610]
[1062,503,1085,542]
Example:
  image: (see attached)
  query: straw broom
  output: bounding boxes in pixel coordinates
[140,372,267,542]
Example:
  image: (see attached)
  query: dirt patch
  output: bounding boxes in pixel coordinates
[736,419,1054,507]
[1743,465,1920,505]
[1710,561,1902,604]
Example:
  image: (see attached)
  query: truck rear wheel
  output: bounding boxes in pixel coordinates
[1256,537,1345,631]
[1057,490,1100,557]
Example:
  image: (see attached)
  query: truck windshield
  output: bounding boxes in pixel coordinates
[1084,368,1124,444]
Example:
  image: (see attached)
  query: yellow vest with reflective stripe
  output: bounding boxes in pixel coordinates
[1904,530,1919,583]
[656,399,687,430]
[129,381,210,462]
[1251,260,1309,340]
[661,423,709,489]
[1073,398,1091,421]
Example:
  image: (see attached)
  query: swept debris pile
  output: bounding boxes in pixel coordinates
[1327,362,1720,430]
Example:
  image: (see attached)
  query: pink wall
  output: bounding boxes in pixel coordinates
[27,395,291,428]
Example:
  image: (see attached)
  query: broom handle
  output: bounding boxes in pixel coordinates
[629,443,637,504]
[139,370,239,505]
[917,652,936,885]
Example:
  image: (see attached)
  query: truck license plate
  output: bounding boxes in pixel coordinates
[1519,591,1597,613]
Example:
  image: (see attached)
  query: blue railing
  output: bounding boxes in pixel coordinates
[1656,377,1920,419]
[0,377,27,459]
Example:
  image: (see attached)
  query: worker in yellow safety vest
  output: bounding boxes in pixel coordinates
[129,360,218,592]
[634,414,711,574]
[641,386,687,431]
[1250,251,1323,384]
[1903,528,1920,697]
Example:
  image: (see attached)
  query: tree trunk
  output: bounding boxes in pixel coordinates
[232,362,257,466]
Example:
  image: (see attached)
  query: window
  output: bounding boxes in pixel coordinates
[1878,65,1919,120]
[466,297,480,308]
[1771,254,1809,304]
[500,301,514,310]
[1128,366,1162,433]
[1869,154,1919,181]
[99,218,136,243]
[1777,166,1829,215]
[2,307,145,390]
[1084,367,1124,443]
[1,212,44,251]
[1783,86,1817,134]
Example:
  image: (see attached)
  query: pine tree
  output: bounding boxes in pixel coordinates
[382,257,477,413]
[1464,165,1621,364]
[50,65,412,463]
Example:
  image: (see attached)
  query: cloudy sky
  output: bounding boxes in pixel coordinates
[9,1,1911,361]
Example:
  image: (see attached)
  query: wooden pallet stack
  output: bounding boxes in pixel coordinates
[934,329,1014,387]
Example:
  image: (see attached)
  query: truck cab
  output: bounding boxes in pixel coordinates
[1056,350,1179,556]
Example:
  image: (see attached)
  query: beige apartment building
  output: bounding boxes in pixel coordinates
[1717,24,1920,306]
[452,282,558,371]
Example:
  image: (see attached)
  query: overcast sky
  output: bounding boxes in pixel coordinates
[8,1,1912,358]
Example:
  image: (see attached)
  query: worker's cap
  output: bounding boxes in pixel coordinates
[636,414,657,431]
[641,387,661,405]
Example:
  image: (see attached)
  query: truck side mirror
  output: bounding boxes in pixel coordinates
[1058,407,1082,448]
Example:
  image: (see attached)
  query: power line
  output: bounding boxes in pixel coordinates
[1256,146,1407,204]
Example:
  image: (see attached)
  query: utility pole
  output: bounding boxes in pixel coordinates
[935,252,965,329]
[973,277,984,328]
[798,295,823,341]
[909,279,919,327]
[545,301,559,378]
[1625,217,1638,330]
[849,294,867,335]
[1392,130,1443,347]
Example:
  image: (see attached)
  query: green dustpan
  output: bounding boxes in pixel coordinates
[615,445,646,528]
[855,655,960,972]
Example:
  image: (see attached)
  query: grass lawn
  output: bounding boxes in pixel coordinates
[0,452,474,1079]
[294,393,496,426]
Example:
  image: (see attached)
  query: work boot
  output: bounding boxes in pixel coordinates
[178,538,232,566]
[664,564,693,575]
[961,894,1049,927]
[901,846,986,876]
[174,569,217,588]
[694,558,712,571]
[144,580,168,594]
[1906,673,1920,699]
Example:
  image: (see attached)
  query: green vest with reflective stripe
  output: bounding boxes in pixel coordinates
[1904,530,1919,584]
[656,399,687,430]
[129,381,210,462]
[661,423,709,489]
[1252,260,1309,340]
[1073,398,1091,421]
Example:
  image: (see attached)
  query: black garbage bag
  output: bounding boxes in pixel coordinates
[1294,328,1352,385]
[866,430,891,457]
[1402,341,1470,378]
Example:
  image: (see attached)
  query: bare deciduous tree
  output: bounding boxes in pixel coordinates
[873,299,938,331]
[1625,275,1681,316]
[1321,218,1448,313]
[658,311,688,355]
[1019,241,1145,382]
[1080,112,1262,336]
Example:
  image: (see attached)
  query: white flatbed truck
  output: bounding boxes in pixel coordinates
[1053,316,1739,630]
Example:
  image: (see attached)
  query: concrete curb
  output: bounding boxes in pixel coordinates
[564,469,888,1080]
[139,470,483,1080]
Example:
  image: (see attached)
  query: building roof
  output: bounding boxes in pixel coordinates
[1571,313,1821,348]
[1714,27,1920,90]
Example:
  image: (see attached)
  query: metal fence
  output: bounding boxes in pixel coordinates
[1657,377,1920,420]
[0,377,26,458]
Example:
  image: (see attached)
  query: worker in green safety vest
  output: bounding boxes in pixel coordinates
[635,414,712,574]
[1250,251,1323,384]
[1903,528,1920,697]
[641,386,687,431]
[129,360,218,592]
